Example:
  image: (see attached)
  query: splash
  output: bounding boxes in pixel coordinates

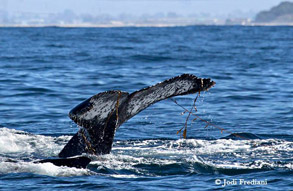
[0,127,70,157]
[0,161,94,177]
[0,127,292,177]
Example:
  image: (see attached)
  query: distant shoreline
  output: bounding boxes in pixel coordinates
[1,23,293,28]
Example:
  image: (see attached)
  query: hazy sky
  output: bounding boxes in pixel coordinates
[0,0,292,17]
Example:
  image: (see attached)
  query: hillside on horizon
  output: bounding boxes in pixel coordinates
[255,1,293,24]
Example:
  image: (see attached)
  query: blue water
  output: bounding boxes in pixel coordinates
[0,26,292,190]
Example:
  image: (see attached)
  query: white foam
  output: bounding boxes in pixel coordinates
[111,138,293,171]
[0,127,70,157]
[0,161,94,177]
[110,174,140,178]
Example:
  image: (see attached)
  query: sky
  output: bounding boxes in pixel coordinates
[0,0,292,17]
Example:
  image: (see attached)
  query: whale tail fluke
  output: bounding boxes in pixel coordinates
[59,74,215,158]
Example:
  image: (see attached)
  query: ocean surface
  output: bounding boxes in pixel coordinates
[0,26,292,190]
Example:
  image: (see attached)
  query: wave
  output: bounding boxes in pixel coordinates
[131,55,173,62]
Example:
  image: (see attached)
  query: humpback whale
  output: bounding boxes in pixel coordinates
[59,74,216,158]
[37,156,91,169]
